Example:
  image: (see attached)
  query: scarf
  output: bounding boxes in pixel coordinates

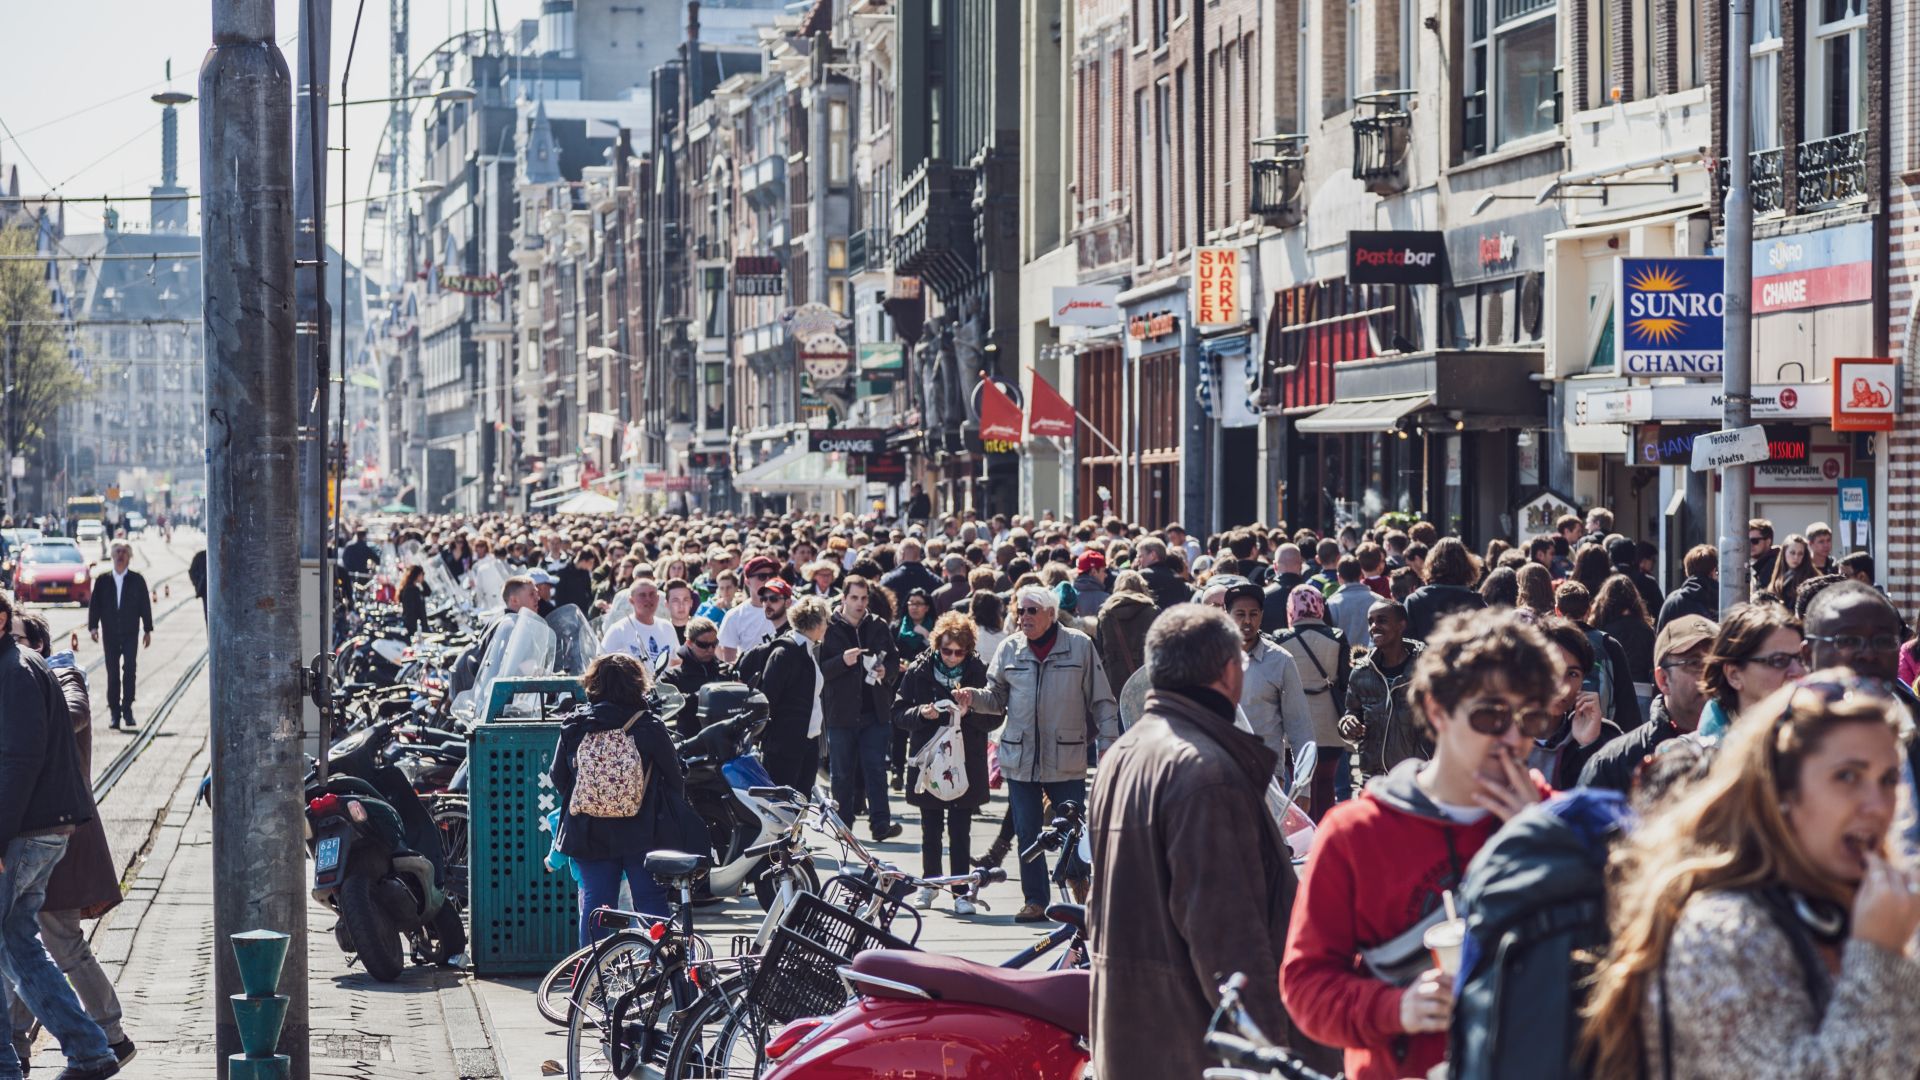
[1288,582,1328,625]
[933,656,967,688]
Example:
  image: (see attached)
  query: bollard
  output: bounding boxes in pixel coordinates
[228,930,292,1080]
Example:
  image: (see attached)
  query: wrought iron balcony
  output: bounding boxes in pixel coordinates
[1251,134,1307,227]
[1796,130,1866,209]
[1351,92,1414,196]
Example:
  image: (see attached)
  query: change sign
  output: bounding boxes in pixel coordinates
[1616,257,1725,377]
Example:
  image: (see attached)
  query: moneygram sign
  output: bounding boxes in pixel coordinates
[1615,257,1725,377]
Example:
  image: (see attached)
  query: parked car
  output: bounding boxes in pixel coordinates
[13,542,93,606]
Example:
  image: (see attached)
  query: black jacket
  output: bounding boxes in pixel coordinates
[1601,614,1657,686]
[88,569,153,640]
[1656,576,1719,631]
[189,550,208,598]
[659,647,735,738]
[880,560,943,600]
[1616,563,1666,621]
[891,653,999,811]
[1261,571,1307,632]
[1578,693,1684,793]
[1404,583,1486,642]
[1140,562,1193,611]
[756,634,821,760]
[820,612,899,727]
[400,582,431,637]
[552,564,596,614]
[0,635,95,847]
[549,699,694,862]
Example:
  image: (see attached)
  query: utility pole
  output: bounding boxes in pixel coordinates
[1719,0,1754,612]
[294,0,333,769]
[199,1,308,1077]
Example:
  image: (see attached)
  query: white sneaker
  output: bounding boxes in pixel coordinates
[952,894,977,916]
[914,886,937,909]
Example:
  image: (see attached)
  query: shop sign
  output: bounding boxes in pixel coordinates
[798,332,853,382]
[665,475,694,492]
[1514,490,1580,543]
[1192,248,1243,327]
[1051,285,1122,327]
[1128,311,1181,341]
[889,275,923,300]
[1632,424,1713,466]
[865,451,908,483]
[807,428,888,454]
[1348,230,1448,285]
[782,303,851,337]
[1831,357,1897,432]
[858,342,904,372]
[734,255,785,296]
[1615,257,1725,377]
[1838,477,1871,548]
[641,469,667,491]
[441,272,503,296]
[1478,232,1518,272]
[1751,221,1874,314]
[1581,382,1827,423]
[1752,446,1848,494]
[1765,424,1809,462]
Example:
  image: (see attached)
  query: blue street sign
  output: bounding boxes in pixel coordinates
[1615,257,1725,378]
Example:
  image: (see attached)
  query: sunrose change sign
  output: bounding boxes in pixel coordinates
[1615,257,1725,377]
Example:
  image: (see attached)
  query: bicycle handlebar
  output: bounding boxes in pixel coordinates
[1201,1034,1338,1080]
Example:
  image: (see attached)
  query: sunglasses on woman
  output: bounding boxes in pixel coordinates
[938,646,969,659]
[1460,700,1559,739]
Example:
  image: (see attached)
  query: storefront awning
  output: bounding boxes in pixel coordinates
[1295,394,1434,434]
[733,445,859,494]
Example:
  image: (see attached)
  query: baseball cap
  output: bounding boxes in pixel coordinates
[1655,614,1718,665]
[1221,577,1265,609]
[758,578,794,601]
[1076,550,1107,575]
[527,568,556,586]
[742,555,780,580]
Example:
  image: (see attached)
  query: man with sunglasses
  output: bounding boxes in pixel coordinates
[716,556,783,662]
[1284,608,1558,1080]
[1577,614,1716,793]
[659,616,733,738]
[1747,518,1778,595]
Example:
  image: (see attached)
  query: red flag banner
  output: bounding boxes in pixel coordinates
[1028,369,1076,439]
[978,376,1025,444]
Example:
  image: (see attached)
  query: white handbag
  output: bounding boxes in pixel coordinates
[911,710,970,802]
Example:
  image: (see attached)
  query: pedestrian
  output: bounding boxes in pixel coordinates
[1657,544,1720,630]
[1608,535,1664,617]
[7,615,133,1073]
[0,589,121,1080]
[85,541,152,732]
[969,588,1009,665]
[1698,602,1806,738]
[1324,557,1377,647]
[188,548,207,619]
[1552,581,1643,729]
[893,612,998,913]
[657,616,731,737]
[552,545,598,614]
[953,585,1118,921]
[1263,543,1308,631]
[1747,517,1779,592]
[1577,614,1715,792]
[1528,616,1626,789]
[1306,538,1342,595]
[1071,551,1111,619]
[662,578,698,643]
[527,567,558,616]
[1094,570,1156,699]
[821,577,903,842]
[894,588,935,664]
[1338,599,1430,785]
[1403,538,1487,642]
[601,578,679,670]
[549,653,703,946]
[1806,520,1839,576]
[929,554,971,616]
[1133,537,1193,609]
[1282,608,1559,1080]
[1594,573,1657,714]
[397,563,432,638]
[716,556,781,662]
[1766,533,1817,608]
[879,538,942,598]
[1801,581,1916,710]
[1089,604,1334,1080]
[1477,566,1518,609]
[1224,579,1310,781]
[1581,675,1920,1079]
[1272,584,1350,816]
[755,595,832,793]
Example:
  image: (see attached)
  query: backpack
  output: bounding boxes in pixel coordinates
[1583,629,1618,722]
[1447,788,1630,1080]
[568,710,651,818]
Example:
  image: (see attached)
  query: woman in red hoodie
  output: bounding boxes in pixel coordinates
[1281,607,1564,1080]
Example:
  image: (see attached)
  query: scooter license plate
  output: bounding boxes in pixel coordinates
[316,836,341,872]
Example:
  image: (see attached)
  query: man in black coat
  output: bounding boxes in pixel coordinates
[1608,535,1665,619]
[754,595,831,793]
[658,617,734,738]
[1656,544,1721,632]
[878,538,942,599]
[188,548,208,619]
[552,546,599,615]
[1262,544,1308,632]
[0,589,121,1079]
[819,577,903,841]
[1135,537,1193,611]
[87,541,153,731]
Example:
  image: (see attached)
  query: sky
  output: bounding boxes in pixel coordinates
[0,0,546,265]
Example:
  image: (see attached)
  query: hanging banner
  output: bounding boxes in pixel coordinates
[978,376,1025,447]
[1192,248,1242,328]
[585,412,619,439]
[1027,370,1077,439]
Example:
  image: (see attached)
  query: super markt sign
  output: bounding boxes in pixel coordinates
[1614,256,1724,378]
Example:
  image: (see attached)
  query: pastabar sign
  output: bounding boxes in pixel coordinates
[1050,285,1122,327]
[1615,257,1725,377]
[1192,248,1243,327]
[1348,231,1447,285]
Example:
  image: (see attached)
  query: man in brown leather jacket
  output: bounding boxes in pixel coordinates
[1087,604,1332,1080]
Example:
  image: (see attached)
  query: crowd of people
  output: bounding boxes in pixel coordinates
[345,503,1920,1077]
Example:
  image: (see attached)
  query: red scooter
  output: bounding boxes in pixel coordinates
[759,905,1091,1078]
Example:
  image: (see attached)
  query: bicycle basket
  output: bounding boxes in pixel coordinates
[819,873,924,945]
[746,892,912,1024]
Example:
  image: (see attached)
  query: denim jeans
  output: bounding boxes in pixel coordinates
[0,835,113,1079]
[575,854,672,950]
[9,907,126,1048]
[1006,778,1087,907]
[826,722,893,838]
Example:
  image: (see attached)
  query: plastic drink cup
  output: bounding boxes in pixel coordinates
[1424,919,1466,978]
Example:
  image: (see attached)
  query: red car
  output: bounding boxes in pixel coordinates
[13,542,93,606]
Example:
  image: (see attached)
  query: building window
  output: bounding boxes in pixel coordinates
[1466,0,1558,152]
[1400,0,1418,89]
[1750,0,1783,148]
[828,100,850,186]
[1346,0,1361,106]
[827,238,848,270]
[1808,0,1866,139]
[829,278,848,314]
[1154,81,1172,258]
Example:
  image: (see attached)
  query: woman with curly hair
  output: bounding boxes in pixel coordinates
[1582,675,1920,1078]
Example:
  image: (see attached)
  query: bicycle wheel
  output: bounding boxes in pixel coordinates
[664,980,772,1080]
[536,944,596,1026]
[431,799,469,910]
[565,934,657,1079]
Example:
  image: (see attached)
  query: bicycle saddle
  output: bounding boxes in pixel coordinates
[645,850,713,883]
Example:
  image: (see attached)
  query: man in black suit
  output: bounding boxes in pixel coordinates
[87,541,153,730]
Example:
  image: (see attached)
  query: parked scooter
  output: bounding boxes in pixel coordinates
[304,717,466,981]
[676,682,816,906]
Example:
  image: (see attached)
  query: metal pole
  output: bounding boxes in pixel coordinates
[200,1,308,1076]
[1720,0,1754,613]
[294,0,333,784]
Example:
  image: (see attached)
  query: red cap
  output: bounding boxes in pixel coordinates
[758,577,794,600]
[742,555,781,580]
[1076,551,1107,575]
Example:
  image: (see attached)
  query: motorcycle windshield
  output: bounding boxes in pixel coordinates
[472,609,559,718]
[469,556,509,613]
[1266,779,1317,860]
[416,549,470,618]
[599,591,634,635]
[545,604,601,675]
